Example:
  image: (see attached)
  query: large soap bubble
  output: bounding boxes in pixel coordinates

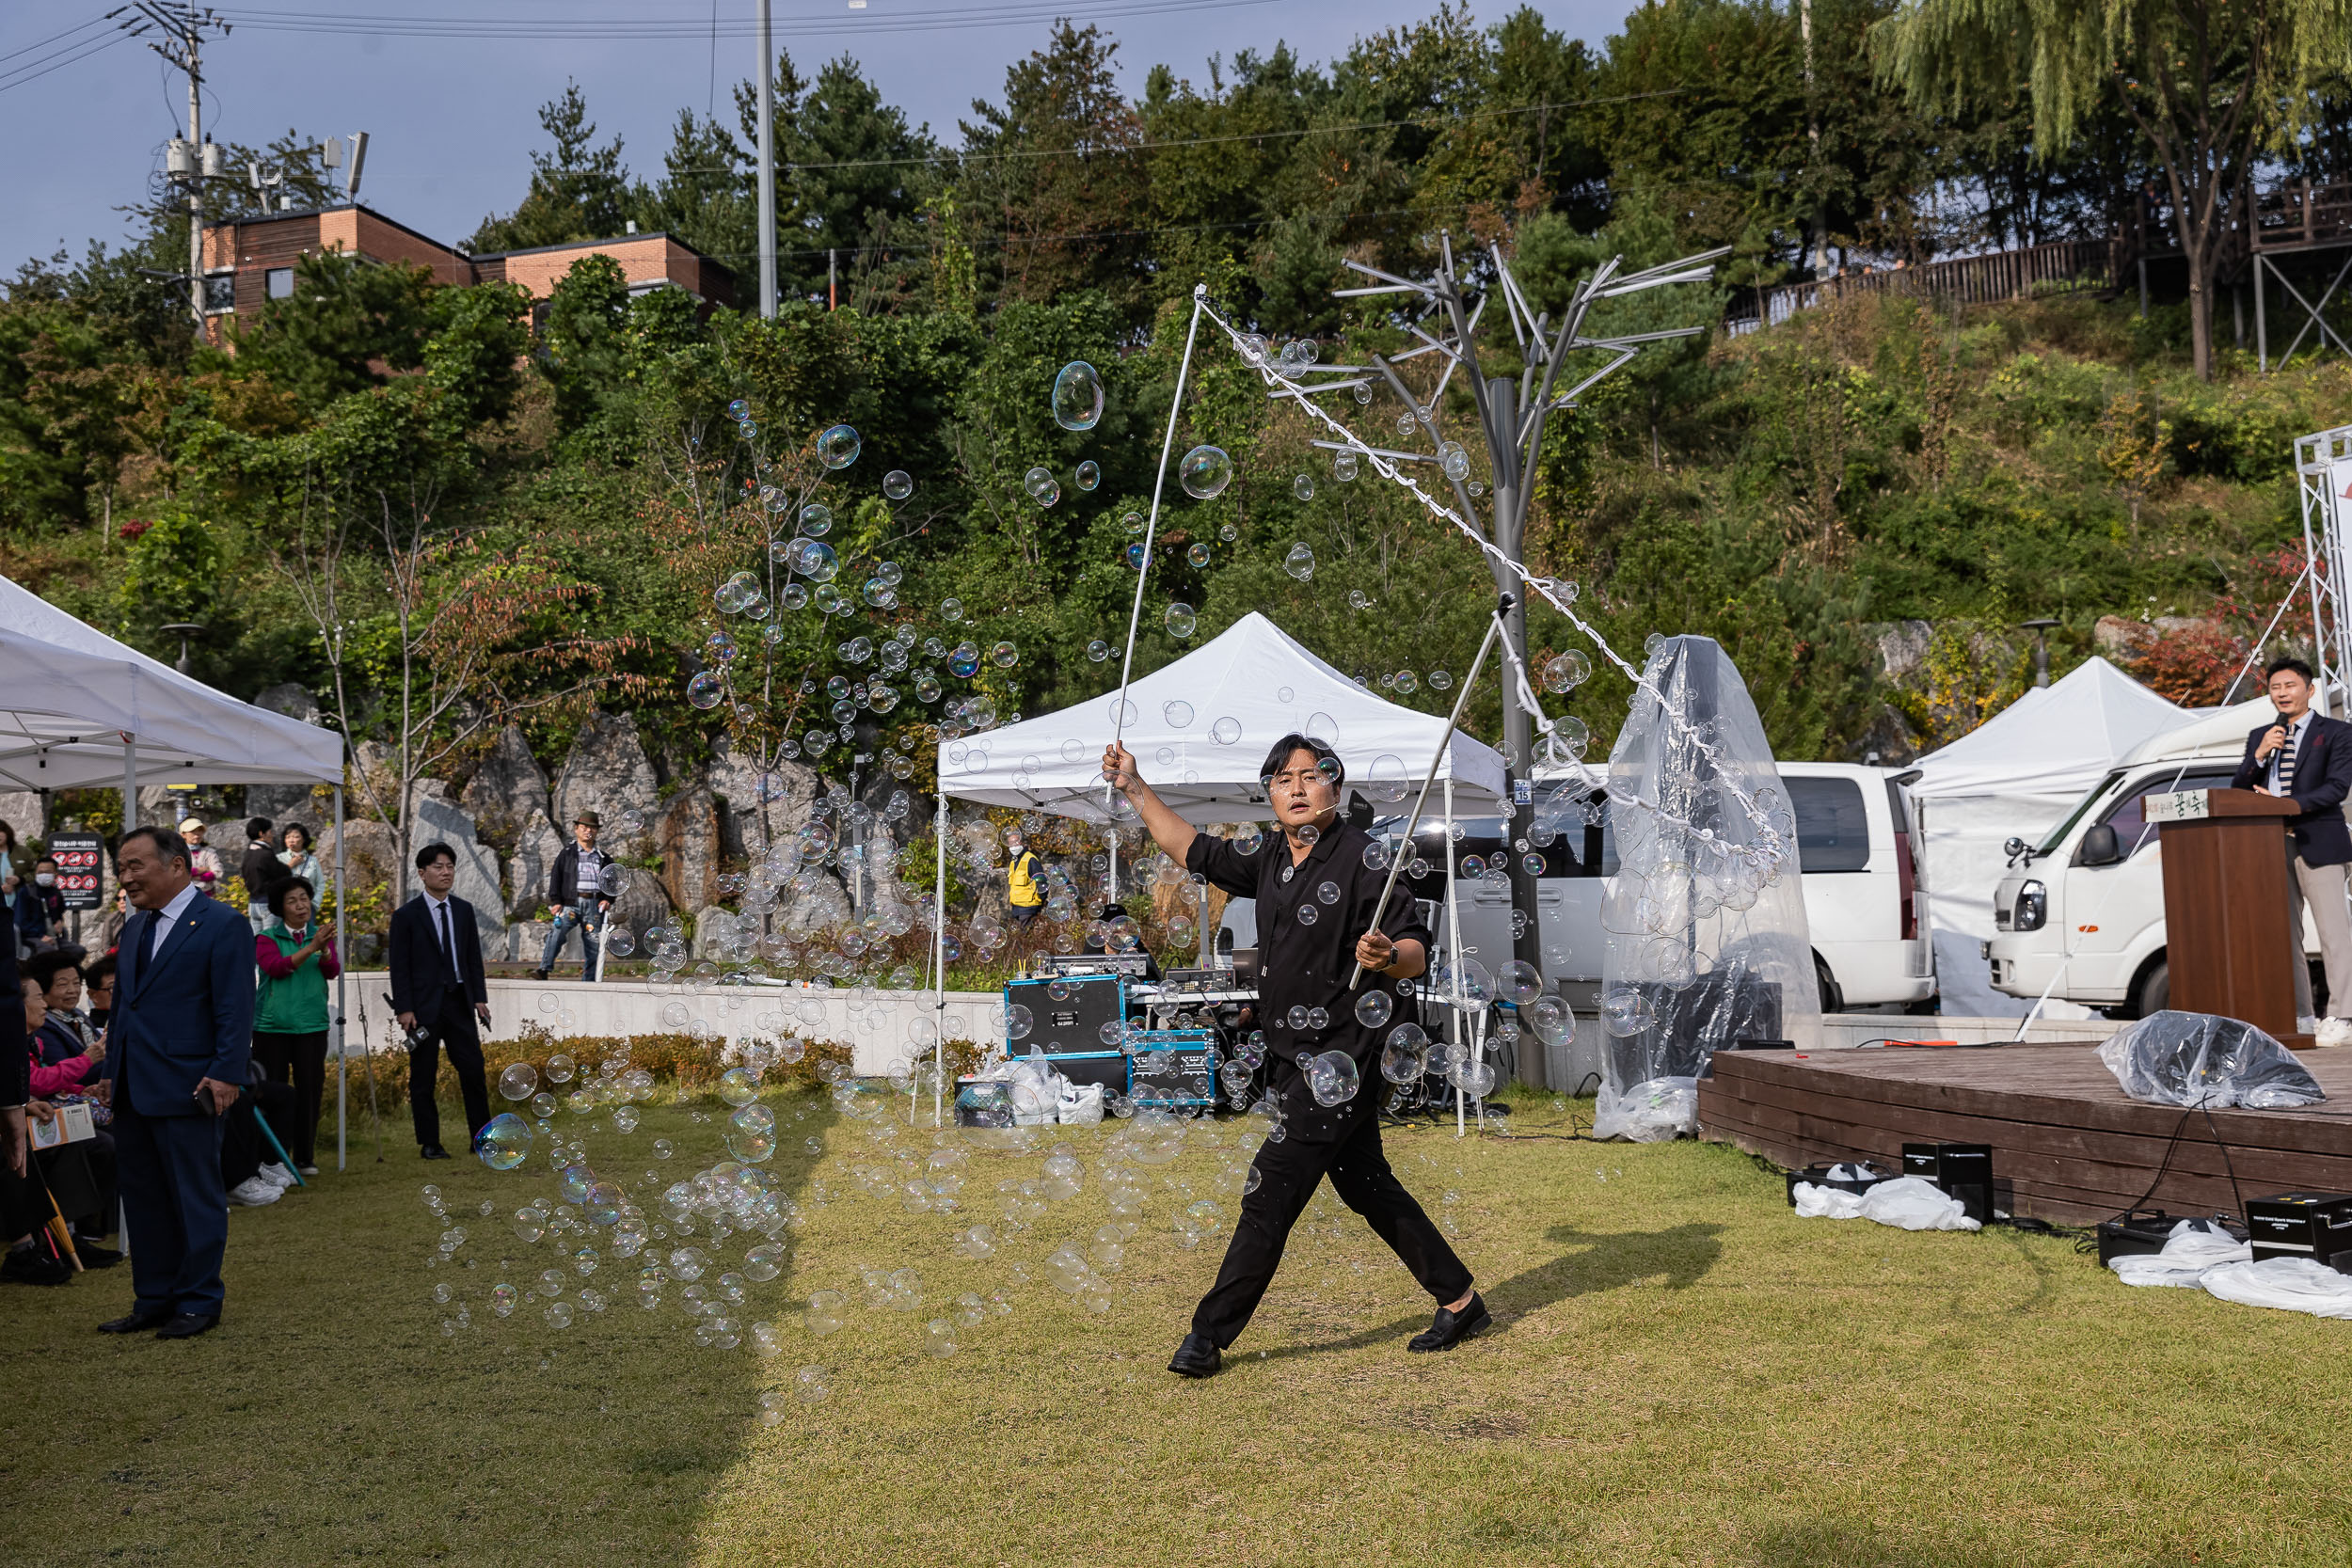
[786,538,840,583]
[1179,446,1233,499]
[816,424,861,469]
[1052,361,1104,431]
[477,1113,532,1171]
[883,469,914,500]
[1353,990,1393,1029]
[1306,1049,1360,1107]
[1283,543,1315,580]
[498,1062,538,1102]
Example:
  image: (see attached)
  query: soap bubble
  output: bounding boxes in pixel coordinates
[1452,1058,1497,1098]
[1186,541,1210,568]
[687,671,727,710]
[545,1301,575,1329]
[1024,466,1060,507]
[1439,442,1470,482]
[1334,450,1359,481]
[1294,474,1314,500]
[1380,1035,1427,1084]
[1543,650,1593,693]
[1500,959,1544,1006]
[743,1243,786,1282]
[1052,361,1104,431]
[1600,987,1656,1037]
[720,1067,759,1107]
[1087,640,1111,662]
[1283,543,1315,580]
[816,424,861,468]
[883,469,914,500]
[1354,990,1393,1029]
[1428,670,1452,690]
[1296,905,1318,926]
[925,1318,960,1356]
[727,398,750,420]
[1211,717,1242,745]
[1075,460,1101,492]
[786,538,840,582]
[1526,994,1573,1047]
[1006,1004,1034,1041]
[949,642,981,678]
[1165,603,1197,639]
[1306,1050,1359,1107]
[991,641,1019,669]
[499,1062,538,1102]
[1363,753,1409,804]
[799,502,833,536]
[1179,446,1233,499]
[794,1365,832,1402]
[1164,700,1194,728]
[477,1113,532,1171]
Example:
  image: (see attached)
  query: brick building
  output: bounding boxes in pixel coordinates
[198,203,734,341]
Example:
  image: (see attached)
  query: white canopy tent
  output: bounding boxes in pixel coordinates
[0,577,351,1161]
[938,610,1510,822]
[1909,657,2188,1014]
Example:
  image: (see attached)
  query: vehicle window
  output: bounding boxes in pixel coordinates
[1788,776,1871,872]
[2036,769,2126,856]
[2099,768,2239,857]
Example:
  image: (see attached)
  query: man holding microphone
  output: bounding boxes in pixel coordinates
[2233,657,2352,1032]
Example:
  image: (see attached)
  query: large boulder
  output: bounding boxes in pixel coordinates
[409,792,504,950]
[552,713,660,834]
[247,685,329,821]
[505,809,566,922]
[461,724,549,859]
[0,792,44,847]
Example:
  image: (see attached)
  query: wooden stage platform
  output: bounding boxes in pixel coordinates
[1698,1043,2352,1225]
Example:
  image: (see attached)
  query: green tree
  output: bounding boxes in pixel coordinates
[223,250,439,409]
[470,82,632,253]
[1877,0,2352,380]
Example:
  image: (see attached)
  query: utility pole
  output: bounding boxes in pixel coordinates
[1801,0,1827,279]
[755,0,778,319]
[117,4,230,335]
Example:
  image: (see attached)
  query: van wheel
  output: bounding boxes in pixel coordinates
[1815,955,1844,1014]
[2125,958,2169,1021]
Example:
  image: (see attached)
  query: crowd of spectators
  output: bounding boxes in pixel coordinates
[2,815,339,1291]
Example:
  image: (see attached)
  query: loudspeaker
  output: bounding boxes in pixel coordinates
[1006,974,1130,1055]
[2246,1191,2352,1271]
[1130,1029,1216,1109]
[1902,1142,1994,1224]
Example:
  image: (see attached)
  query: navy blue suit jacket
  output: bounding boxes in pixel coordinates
[2233,710,2352,866]
[101,893,257,1118]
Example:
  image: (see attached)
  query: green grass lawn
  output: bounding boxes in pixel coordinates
[5,1085,2347,1568]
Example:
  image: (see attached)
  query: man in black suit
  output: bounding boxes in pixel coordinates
[389,843,493,1160]
[2232,657,2352,1023]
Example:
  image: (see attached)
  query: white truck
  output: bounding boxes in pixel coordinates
[1427,761,1935,1011]
[1987,700,2321,1017]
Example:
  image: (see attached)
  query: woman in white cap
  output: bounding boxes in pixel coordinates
[179,816,226,897]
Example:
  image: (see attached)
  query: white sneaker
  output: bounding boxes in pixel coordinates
[229,1176,283,1207]
[298,1164,320,1177]
[258,1162,298,1188]
[2315,1018,2352,1049]
[2298,1015,2321,1035]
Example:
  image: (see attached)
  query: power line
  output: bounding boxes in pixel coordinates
[0,13,114,65]
[0,18,127,93]
[211,0,1279,40]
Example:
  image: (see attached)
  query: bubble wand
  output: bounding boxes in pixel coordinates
[1105,285,1209,815]
[1349,594,1513,990]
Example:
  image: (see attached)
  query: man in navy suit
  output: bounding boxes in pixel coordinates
[389,843,492,1160]
[94,825,256,1339]
[2232,657,2352,1023]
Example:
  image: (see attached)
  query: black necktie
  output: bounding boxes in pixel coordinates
[437,901,458,983]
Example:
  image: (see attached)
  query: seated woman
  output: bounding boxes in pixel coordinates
[24,950,93,1068]
[20,974,118,1264]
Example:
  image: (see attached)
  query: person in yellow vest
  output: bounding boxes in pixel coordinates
[1005,831,1044,927]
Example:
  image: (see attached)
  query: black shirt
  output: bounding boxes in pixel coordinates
[1185,819,1432,1080]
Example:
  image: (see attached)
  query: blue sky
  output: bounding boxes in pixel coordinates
[3,2,1635,272]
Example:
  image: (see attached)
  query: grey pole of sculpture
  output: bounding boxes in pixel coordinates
[1283,234,1727,1027]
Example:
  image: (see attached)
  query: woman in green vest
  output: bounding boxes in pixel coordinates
[252,876,341,1176]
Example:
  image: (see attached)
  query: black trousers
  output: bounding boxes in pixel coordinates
[408,998,489,1150]
[1190,1092,1472,1348]
[252,1028,328,1165]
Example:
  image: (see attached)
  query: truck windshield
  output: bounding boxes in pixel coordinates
[2034,769,2126,857]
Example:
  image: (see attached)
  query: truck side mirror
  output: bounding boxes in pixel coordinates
[2003,835,2026,863]
[2077,823,2122,867]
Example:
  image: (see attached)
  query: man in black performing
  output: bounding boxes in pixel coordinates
[1103,732,1484,1379]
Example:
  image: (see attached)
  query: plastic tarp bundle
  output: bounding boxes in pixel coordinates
[2108,1218,2251,1288]
[2199,1258,2352,1318]
[1791,1175,1982,1230]
[1591,636,1820,1140]
[2096,1011,2327,1110]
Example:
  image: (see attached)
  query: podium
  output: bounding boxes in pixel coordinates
[2149,787,2308,1044]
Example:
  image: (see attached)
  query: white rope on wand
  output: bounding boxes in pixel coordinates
[1107,288,1210,809]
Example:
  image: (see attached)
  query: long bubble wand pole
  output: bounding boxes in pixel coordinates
[1106,286,1209,818]
[1348,594,1513,989]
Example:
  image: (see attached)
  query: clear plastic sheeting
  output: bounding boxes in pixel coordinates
[2200,1257,2352,1317]
[2108,1218,2251,1289]
[2095,1011,2326,1111]
[1591,636,1821,1139]
[1791,1175,1981,1231]
[1592,1077,1697,1142]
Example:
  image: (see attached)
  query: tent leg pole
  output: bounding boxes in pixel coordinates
[1446,776,1465,1140]
[335,782,346,1174]
[934,791,946,1129]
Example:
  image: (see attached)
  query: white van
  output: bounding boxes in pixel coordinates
[1987,699,2318,1016]
[1422,762,1934,1011]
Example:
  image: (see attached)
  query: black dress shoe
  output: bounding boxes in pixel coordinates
[73,1242,124,1269]
[1168,1331,1223,1378]
[98,1308,174,1334]
[420,1144,452,1161]
[154,1312,221,1339]
[1407,1291,1489,1354]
